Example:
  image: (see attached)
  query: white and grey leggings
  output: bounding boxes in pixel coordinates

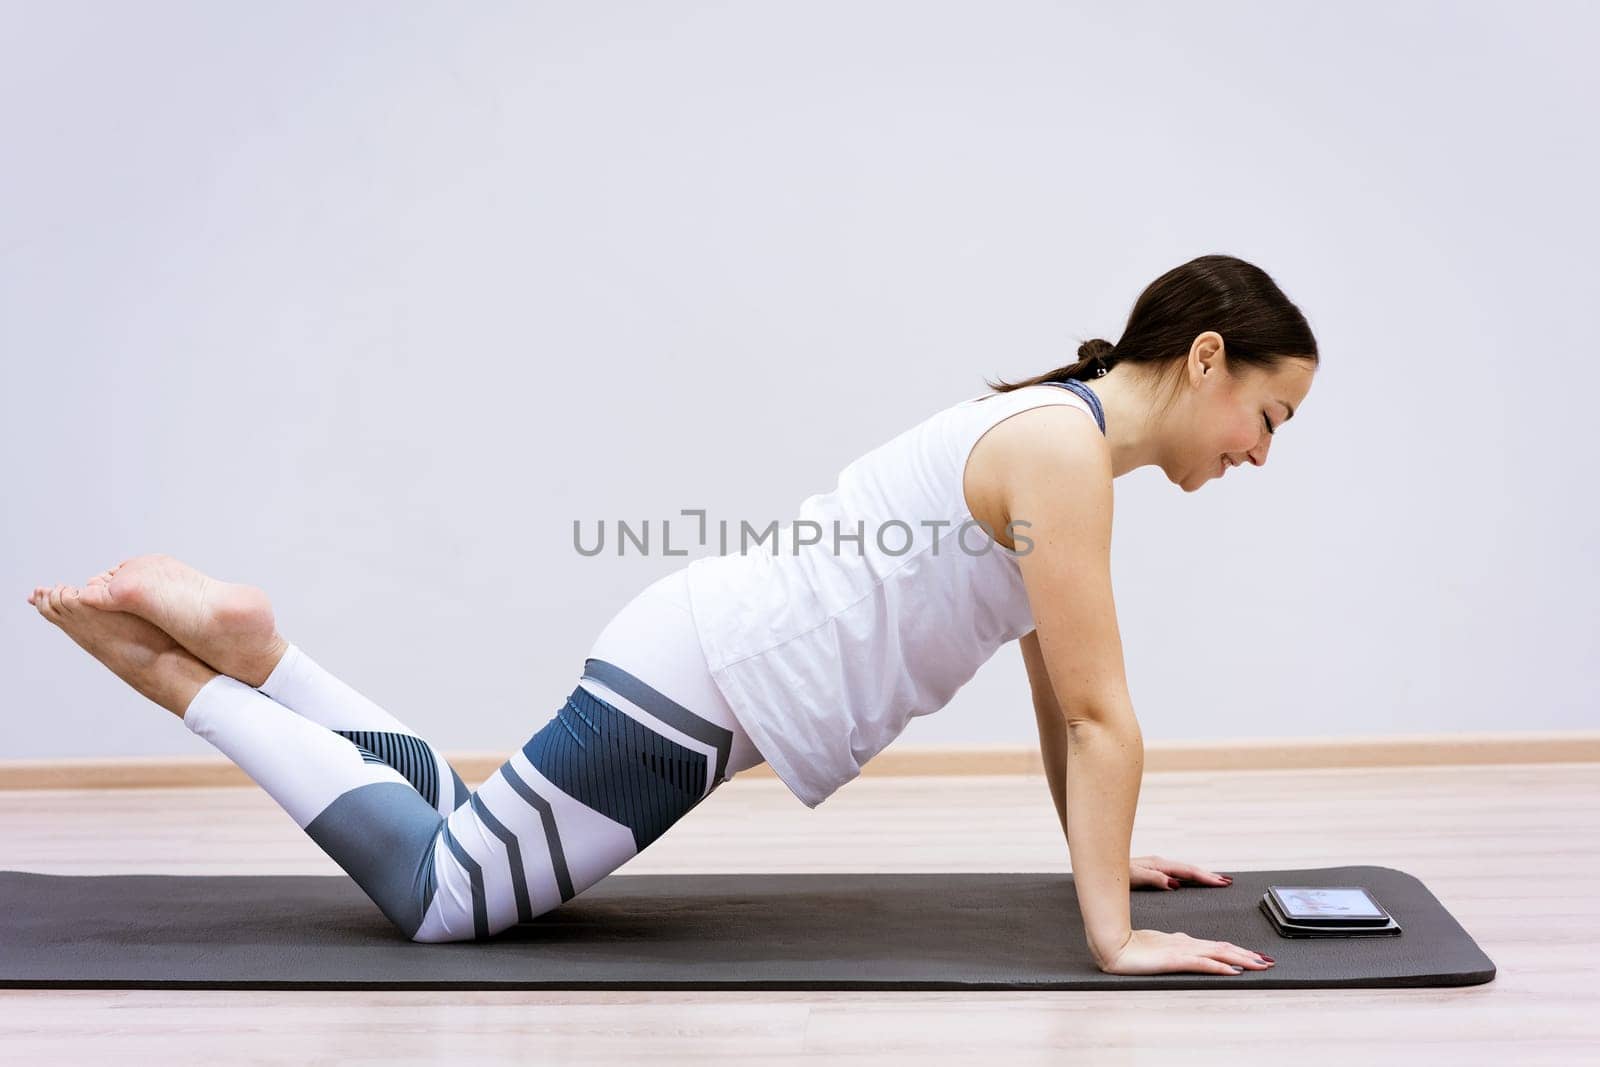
[183,568,765,942]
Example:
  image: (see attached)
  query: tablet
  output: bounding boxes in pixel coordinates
[1267,885,1391,926]
[1259,892,1402,938]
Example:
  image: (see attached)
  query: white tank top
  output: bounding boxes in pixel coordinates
[683,380,1108,808]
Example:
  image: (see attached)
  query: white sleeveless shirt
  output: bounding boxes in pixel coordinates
[683,380,1108,808]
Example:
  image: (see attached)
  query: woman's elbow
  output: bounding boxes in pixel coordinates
[1066,713,1144,758]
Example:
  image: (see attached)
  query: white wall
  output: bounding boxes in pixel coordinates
[3,0,1594,759]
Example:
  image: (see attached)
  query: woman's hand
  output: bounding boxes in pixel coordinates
[1130,854,1233,891]
[1097,855,1275,975]
[1098,928,1276,976]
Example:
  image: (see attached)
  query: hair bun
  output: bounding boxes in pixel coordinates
[1077,338,1116,362]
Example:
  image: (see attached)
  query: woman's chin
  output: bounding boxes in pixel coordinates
[1177,462,1216,492]
[1171,466,1204,493]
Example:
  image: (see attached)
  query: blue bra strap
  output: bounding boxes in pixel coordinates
[1039,379,1108,435]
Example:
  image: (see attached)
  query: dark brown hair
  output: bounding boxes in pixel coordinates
[984,254,1319,411]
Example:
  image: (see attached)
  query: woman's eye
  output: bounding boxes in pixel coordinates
[1263,414,1275,435]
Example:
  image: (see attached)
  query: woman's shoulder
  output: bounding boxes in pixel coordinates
[960,385,1107,471]
[960,388,1111,543]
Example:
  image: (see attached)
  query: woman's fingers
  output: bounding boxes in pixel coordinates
[1175,935,1273,972]
[1206,940,1274,968]
[1148,867,1232,888]
[1161,860,1232,885]
[1129,863,1176,890]
[1132,857,1188,889]
[1186,955,1246,975]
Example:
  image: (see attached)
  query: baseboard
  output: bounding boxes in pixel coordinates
[3,731,1598,790]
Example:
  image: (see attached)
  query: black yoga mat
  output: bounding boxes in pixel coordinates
[0,864,1493,990]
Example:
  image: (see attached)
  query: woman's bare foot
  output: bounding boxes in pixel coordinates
[77,554,289,688]
[27,583,217,718]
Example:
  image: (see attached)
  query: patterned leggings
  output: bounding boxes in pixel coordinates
[182,568,764,941]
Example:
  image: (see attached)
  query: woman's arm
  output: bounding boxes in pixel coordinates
[1060,702,1144,966]
[998,407,1142,967]
[1020,629,1071,848]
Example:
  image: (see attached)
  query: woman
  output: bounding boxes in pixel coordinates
[28,253,1315,976]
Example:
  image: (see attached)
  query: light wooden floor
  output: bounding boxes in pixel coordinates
[2,762,1596,1065]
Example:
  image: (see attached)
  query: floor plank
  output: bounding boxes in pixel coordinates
[1,763,1596,1064]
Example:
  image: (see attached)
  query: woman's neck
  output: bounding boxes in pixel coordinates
[1074,366,1170,478]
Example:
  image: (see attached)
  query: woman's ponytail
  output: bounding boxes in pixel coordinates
[983,254,1318,396]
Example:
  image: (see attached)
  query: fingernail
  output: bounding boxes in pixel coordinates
[1230,966,1243,973]
[1168,879,1180,889]
[1260,954,1275,963]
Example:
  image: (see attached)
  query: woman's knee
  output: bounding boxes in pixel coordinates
[406,902,531,943]
[408,924,474,945]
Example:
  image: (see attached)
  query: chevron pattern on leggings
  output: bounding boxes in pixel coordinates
[334,729,442,812]
[522,684,711,851]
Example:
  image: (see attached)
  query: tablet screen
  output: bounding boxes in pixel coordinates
[1273,887,1384,919]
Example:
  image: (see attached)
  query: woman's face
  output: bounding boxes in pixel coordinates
[1172,333,1315,491]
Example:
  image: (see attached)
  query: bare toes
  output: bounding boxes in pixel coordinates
[77,582,114,609]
